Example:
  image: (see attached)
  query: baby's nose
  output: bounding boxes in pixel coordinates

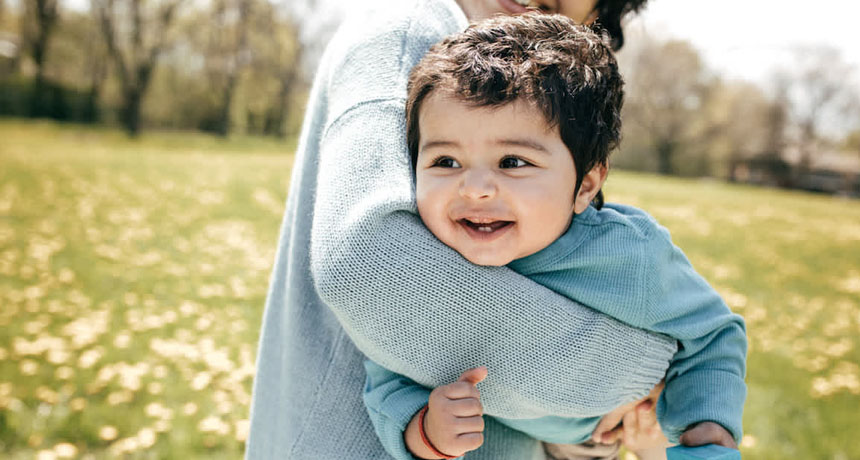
[459,170,497,200]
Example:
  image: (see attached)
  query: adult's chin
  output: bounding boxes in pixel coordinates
[495,0,531,15]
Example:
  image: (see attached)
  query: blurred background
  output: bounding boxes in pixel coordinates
[0,0,858,458]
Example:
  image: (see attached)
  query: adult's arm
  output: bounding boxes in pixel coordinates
[310,100,675,418]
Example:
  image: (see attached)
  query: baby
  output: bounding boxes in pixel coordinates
[364,13,747,460]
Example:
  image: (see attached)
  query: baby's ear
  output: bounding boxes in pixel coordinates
[574,164,608,214]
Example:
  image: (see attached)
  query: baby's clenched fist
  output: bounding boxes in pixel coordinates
[406,367,487,459]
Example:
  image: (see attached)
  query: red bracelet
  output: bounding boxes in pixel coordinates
[417,405,458,459]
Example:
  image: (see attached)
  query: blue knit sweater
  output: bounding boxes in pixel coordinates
[365,204,747,458]
[246,0,677,458]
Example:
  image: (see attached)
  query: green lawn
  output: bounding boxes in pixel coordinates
[1,120,859,458]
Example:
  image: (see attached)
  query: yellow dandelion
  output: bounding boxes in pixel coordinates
[197,285,225,299]
[217,400,234,414]
[163,311,178,324]
[25,284,46,301]
[137,428,157,449]
[36,449,56,460]
[20,265,35,279]
[191,372,212,391]
[113,332,131,349]
[110,436,140,455]
[154,419,171,432]
[55,366,74,380]
[145,402,167,418]
[69,397,86,411]
[107,390,134,405]
[35,387,58,404]
[179,301,198,316]
[46,348,71,365]
[838,273,860,294]
[198,415,230,435]
[824,338,853,358]
[123,292,139,306]
[53,442,77,458]
[231,321,247,334]
[153,365,168,379]
[235,419,250,442]
[811,377,832,398]
[147,382,164,395]
[78,348,103,369]
[20,359,39,376]
[24,319,46,334]
[740,435,757,448]
[182,402,198,416]
[57,268,75,284]
[99,426,119,441]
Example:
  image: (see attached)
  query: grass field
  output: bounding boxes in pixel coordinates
[1,119,859,459]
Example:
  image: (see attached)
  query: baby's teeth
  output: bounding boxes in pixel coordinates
[479,226,492,232]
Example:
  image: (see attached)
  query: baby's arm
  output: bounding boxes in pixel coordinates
[363,360,486,460]
[593,223,747,444]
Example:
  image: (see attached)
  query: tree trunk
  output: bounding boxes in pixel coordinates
[656,140,674,175]
[122,86,143,137]
[269,67,296,138]
[29,17,48,117]
[214,0,250,137]
[28,0,58,117]
[216,75,237,136]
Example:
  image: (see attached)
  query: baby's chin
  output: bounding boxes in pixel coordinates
[461,251,516,267]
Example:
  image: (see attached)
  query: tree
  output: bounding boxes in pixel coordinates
[94,0,186,136]
[699,80,778,180]
[195,0,252,136]
[777,46,858,175]
[619,37,717,176]
[22,0,59,116]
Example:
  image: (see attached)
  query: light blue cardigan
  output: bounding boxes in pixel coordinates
[365,204,747,459]
[245,0,676,458]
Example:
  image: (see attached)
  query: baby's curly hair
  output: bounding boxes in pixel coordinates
[406,13,623,208]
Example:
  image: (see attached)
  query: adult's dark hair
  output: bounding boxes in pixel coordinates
[405,13,623,210]
[594,0,650,51]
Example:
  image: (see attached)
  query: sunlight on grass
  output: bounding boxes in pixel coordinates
[1,120,292,458]
[607,173,860,459]
[2,120,859,458]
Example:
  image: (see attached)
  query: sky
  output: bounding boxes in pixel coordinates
[624,0,860,86]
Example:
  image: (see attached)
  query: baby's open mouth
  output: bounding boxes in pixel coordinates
[459,219,513,233]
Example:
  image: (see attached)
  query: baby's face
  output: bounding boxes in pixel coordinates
[415,94,577,266]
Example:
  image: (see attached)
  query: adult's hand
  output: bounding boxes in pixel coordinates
[592,380,669,457]
[679,421,737,449]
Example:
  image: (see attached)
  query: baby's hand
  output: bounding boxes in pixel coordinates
[422,367,487,458]
[680,421,737,449]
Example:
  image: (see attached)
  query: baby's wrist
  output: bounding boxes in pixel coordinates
[404,409,445,459]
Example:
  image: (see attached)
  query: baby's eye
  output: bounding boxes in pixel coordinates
[499,156,530,169]
[432,156,461,168]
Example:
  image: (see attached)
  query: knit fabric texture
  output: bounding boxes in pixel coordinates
[246,0,677,458]
[363,205,746,459]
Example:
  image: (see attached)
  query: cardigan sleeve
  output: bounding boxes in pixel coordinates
[309,97,676,418]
